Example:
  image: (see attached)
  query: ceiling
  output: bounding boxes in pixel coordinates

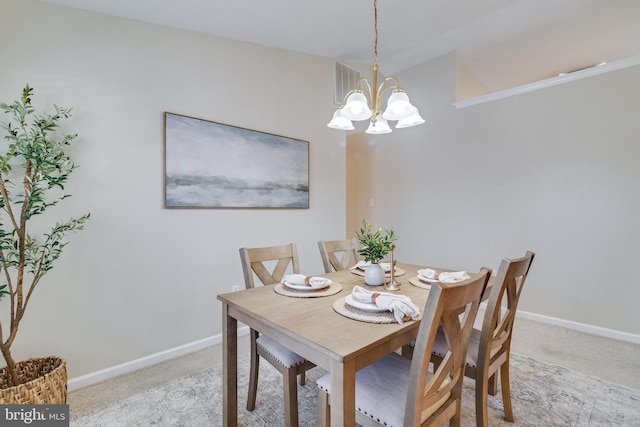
[39,0,640,93]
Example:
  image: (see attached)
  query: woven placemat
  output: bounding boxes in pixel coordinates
[349,268,406,277]
[274,281,343,298]
[332,296,397,324]
[409,276,433,289]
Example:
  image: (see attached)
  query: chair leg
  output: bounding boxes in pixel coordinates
[450,398,462,427]
[247,331,260,411]
[500,361,514,422]
[475,374,490,427]
[488,372,498,396]
[401,344,414,359]
[317,388,331,427]
[282,369,299,427]
[299,371,306,386]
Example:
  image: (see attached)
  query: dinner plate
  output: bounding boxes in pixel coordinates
[418,275,439,284]
[344,294,388,312]
[283,279,331,291]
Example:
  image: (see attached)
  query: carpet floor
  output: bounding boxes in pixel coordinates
[70,353,640,426]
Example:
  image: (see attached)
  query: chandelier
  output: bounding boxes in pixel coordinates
[327,0,424,134]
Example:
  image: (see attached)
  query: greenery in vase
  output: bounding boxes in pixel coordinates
[0,85,90,386]
[355,219,396,263]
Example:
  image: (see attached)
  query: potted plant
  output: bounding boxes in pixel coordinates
[0,84,90,403]
[355,219,396,286]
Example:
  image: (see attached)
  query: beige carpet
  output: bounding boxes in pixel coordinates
[70,353,640,426]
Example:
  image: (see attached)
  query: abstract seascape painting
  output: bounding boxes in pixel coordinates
[164,113,309,208]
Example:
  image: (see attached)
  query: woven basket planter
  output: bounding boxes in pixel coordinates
[0,356,67,404]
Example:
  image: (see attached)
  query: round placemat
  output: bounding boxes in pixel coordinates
[409,276,433,289]
[274,281,342,298]
[349,268,406,278]
[332,296,397,324]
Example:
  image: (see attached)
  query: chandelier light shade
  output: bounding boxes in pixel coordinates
[341,91,373,120]
[328,109,355,130]
[327,0,424,134]
[366,116,391,134]
[395,112,426,129]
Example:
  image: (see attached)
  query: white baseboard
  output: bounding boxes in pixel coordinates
[69,309,640,391]
[68,326,250,391]
[515,309,640,344]
[476,302,640,345]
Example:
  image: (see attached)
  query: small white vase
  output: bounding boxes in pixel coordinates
[364,263,385,286]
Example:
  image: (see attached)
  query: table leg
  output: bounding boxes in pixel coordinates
[222,303,237,426]
[330,358,356,427]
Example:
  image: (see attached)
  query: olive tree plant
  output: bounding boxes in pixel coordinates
[355,219,396,263]
[0,85,89,386]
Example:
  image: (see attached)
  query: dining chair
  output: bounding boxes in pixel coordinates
[316,268,491,427]
[239,243,316,427]
[317,237,360,273]
[430,251,535,427]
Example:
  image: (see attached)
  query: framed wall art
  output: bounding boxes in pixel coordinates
[164,112,309,209]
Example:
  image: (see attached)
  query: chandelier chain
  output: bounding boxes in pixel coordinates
[373,0,378,67]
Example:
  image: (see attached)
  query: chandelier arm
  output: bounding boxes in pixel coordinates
[357,77,373,99]
[339,77,373,104]
[377,77,402,99]
[371,77,401,119]
[339,78,373,107]
[378,76,401,93]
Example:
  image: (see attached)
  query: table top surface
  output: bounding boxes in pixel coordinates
[218,262,449,365]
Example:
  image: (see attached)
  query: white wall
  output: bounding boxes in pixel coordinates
[3,0,638,384]
[348,52,640,336]
[0,0,347,378]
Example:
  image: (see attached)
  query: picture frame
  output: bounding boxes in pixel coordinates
[164,112,309,209]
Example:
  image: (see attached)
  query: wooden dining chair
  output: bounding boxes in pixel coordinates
[317,237,360,273]
[239,243,316,427]
[316,269,491,427]
[430,251,535,427]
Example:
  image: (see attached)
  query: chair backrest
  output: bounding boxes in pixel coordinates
[239,243,301,289]
[317,238,360,273]
[404,268,491,426]
[477,251,535,374]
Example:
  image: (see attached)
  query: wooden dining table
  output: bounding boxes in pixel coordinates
[217,262,456,427]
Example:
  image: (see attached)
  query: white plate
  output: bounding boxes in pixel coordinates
[345,294,388,312]
[283,279,331,291]
[417,269,440,283]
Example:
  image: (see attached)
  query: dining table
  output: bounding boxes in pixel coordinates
[217,262,479,427]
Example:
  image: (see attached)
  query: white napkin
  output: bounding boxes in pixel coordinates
[352,260,371,270]
[352,261,392,272]
[379,262,392,272]
[351,286,420,324]
[418,268,438,280]
[284,274,329,287]
[439,271,470,283]
[417,269,469,283]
